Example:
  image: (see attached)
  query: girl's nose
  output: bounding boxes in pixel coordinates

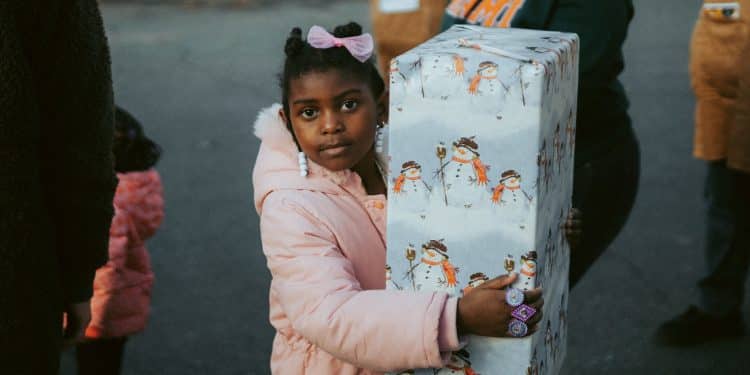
[320,112,344,135]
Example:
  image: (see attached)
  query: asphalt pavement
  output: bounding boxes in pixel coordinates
[60,1,750,374]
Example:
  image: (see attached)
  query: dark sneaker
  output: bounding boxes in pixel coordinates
[655,305,745,346]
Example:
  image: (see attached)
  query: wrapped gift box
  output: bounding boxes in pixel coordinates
[385,25,579,375]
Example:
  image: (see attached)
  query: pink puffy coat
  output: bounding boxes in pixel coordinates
[85,169,164,339]
[253,105,461,374]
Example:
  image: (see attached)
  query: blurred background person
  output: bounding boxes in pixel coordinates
[370,0,447,77]
[75,107,164,375]
[0,1,117,374]
[442,0,639,288]
[657,0,750,346]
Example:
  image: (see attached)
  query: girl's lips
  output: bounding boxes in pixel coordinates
[320,143,352,156]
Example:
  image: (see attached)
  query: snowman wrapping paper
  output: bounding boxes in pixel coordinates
[385,25,578,375]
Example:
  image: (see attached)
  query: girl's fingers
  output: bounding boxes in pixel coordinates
[524,288,543,303]
[526,324,540,337]
[531,297,544,311]
[526,310,544,327]
[565,220,582,228]
[479,273,518,290]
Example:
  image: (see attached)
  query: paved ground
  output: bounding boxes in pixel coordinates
[60,1,750,374]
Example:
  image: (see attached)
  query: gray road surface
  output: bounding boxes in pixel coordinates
[60,1,750,374]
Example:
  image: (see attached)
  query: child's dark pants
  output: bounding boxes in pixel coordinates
[697,160,750,316]
[76,337,128,375]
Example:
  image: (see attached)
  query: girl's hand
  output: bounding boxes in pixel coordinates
[564,208,583,250]
[456,273,543,338]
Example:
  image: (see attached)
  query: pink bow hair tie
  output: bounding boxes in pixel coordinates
[306,25,374,63]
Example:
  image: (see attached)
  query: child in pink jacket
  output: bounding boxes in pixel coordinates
[253,23,547,374]
[75,107,164,375]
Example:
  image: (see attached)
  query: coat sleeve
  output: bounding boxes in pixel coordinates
[545,0,633,89]
[42,1,117,304]
[260,192,460,371]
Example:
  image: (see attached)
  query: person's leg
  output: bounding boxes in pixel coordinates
[697,160,745,316]
[569,126,640,287]
[655,161,747,346]
[730,168,750,301]
[76,337,128,375]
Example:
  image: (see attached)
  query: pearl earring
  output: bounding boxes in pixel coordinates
[375,122,386,153]
[298,151,308,177]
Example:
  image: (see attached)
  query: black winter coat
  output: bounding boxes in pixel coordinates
[0,1,116,373]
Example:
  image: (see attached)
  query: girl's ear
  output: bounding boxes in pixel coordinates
[278,108,288,125]
[376,89,389,124]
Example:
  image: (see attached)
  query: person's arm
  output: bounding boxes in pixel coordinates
[41,1,117,305]
[260,192,460,371]
[544,0,633,89]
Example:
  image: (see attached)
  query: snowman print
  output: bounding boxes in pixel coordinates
[434,349,476,375]
[512,251,537,291]
[385,265,402,290]
[422,53,466,99]
[491,169,533,223]
[408,240,458,295]
[392,160,432,213]
[389,59,408,104]
[462,272,489,296]
[438,136,489,208]
[468,61,506,96]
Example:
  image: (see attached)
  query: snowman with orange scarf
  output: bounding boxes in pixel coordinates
[392,160,431,212]
[409,240,458,296]
[435,349,479,375]
[512,251,538,291]
[468,61,506,96]
[438,137,489,208]
[422,53,467,99]
[491,169,533,222]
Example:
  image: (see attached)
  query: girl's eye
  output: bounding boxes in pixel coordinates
[300,108,318,119]
[341,100,358,112]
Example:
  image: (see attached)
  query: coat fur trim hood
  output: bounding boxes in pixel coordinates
[252,104,357,214]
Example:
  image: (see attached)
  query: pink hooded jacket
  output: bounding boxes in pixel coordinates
[85,169,164,339]
[253,104,461,374]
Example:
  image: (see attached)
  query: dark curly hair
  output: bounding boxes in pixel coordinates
[279,22,385,129]
[113,106,162,173]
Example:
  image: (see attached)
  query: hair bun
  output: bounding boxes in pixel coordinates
[333,22,362,38]
[284,27,305,57]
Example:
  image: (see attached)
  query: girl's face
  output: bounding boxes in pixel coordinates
[282,70,385,172]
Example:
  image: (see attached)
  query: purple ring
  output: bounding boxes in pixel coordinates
[509,319,528,337]
[505,287,524,307]
[511,304,537,323]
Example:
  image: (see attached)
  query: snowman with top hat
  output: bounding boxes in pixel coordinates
[491,169,533,223]
[468,61,506,97]
[421,53,467,99]
[462,272,489,296]
[437,137,489,209]
[408,240,458,296]
[512,251,537,291]
[435,349,478,375]
[392,160,432,213]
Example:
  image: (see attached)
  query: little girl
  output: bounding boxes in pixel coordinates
[253,23,548,374]
[75,107,164,375]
